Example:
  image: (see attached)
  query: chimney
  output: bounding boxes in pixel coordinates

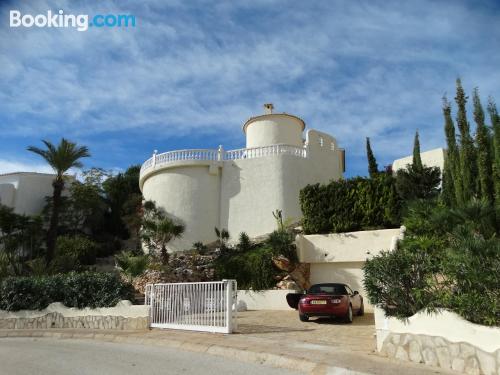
[263,103,274,114]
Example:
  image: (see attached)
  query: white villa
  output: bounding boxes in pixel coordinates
[139,104,346,251]
[0,172,58,215]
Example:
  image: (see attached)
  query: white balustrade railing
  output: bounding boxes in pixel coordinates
[145,280,237,333]
[141,144,307,174]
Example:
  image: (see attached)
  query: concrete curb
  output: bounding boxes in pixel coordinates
[0,330,371,375]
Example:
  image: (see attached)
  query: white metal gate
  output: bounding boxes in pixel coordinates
[145,280,237,333]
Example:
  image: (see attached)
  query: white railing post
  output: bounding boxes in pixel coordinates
[218,145,224,161]
[223,279,233,333]
[152,150,158,168]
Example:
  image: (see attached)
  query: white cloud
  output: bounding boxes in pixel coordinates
[0,0,499,175]
[0,159,54,175]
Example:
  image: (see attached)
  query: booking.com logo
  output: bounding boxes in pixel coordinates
[9,10,136,31]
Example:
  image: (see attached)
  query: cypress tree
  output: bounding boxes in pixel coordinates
[442,97,459,206]
[487,98,500,207]
[455,78,477,203]
[473,88,494,204]
[412,131,423,171]
[366,137,379,178]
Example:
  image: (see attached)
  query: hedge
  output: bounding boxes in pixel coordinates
[299,175,401,234]
[0,272,133,311]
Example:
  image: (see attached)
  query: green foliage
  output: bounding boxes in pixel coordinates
[473,88,494,204]
[412,131,424,171]
[455,79,478,203]
[55,235,98,266]
[487,99,500,207]
[363,239,441,319]
[27,138,91,264]
[141,201,184,264]
[266,230,297,263]
[366,137,379,177]
[442,97,459,206]
[364,199,499,326]
[441,227,500,326]
[115,251,149,277]
[214,245,277,290]
[0,204,44,275]
[395,164,441,202]
[300,174,401,234]
[0,272,133,311]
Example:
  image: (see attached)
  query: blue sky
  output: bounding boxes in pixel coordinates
[1,0,499,177]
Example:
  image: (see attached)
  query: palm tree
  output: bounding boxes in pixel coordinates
[142,216,185,264]
[28,138,90,264]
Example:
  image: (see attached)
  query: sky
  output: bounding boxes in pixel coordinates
[0,0,499,177]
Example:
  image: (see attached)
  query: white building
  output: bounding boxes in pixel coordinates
[0,172,58,215]
[392,148,445,172]
[139,105,345,251]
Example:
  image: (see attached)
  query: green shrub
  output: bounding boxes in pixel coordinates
[55,235,97,266]
[364,199,500,326]
[441,227,500,326]
[0,272,133,311]
[300,175,401,234]
[115,251,149,277]
[363,237,442,319]
[214,246,278,290]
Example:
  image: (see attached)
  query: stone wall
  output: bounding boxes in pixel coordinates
[381,332,499,374]
[0,301,149,330]
[375,308,500,374]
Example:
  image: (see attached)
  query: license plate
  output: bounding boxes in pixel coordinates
[311,300,327,305]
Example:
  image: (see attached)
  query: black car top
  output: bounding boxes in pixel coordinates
[307,283,350,295]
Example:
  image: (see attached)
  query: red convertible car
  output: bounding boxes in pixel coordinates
[286,283,364,323]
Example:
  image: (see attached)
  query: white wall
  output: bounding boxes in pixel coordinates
[392,148,445,172]
[0,173,60,215]
[244,114,304,148]
[374,307,500,354]
[297,228,402,263]
[141,162,222,251]
[237,290,296,311]
[140,125,344,251]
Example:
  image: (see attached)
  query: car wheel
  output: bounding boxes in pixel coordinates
[299,313,309,322]
[344,305,353,323]
[357,301,365,316]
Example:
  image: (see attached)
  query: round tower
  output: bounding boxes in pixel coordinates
[243,104,306,148]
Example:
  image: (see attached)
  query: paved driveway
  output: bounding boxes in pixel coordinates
[236,310,376,355]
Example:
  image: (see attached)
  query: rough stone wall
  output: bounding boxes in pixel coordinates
[381,332,500,375]
[0,312,148,330]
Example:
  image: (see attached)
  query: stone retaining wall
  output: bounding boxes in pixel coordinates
[380,332,499,374]
[0,301,149,330]
[375,308,500,374]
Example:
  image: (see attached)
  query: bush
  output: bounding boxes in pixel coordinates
[0,272,133,311]
[364,199,500,326]
[300,175,401,234]
[441,227,500,326]
[115,251,149,277]
[55,235,97,266]
[363,237,442,319]
[214,245,278,290]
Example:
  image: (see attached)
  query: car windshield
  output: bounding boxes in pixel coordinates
[308,284,347,295]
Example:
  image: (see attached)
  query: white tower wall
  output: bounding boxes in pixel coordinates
[141,163,221,251]
[244,114,305,148]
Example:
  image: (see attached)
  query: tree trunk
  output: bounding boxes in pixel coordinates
[46,178,64,265]
[160,244,169,265]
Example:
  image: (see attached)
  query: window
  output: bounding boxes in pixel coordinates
[308,284,347,295]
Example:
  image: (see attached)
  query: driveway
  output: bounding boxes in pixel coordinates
[0,337,300,375]
[236,310,376,355]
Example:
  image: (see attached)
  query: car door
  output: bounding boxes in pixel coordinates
[345,286,360,311]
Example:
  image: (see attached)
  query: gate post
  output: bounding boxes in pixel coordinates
[224,280,233,333]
